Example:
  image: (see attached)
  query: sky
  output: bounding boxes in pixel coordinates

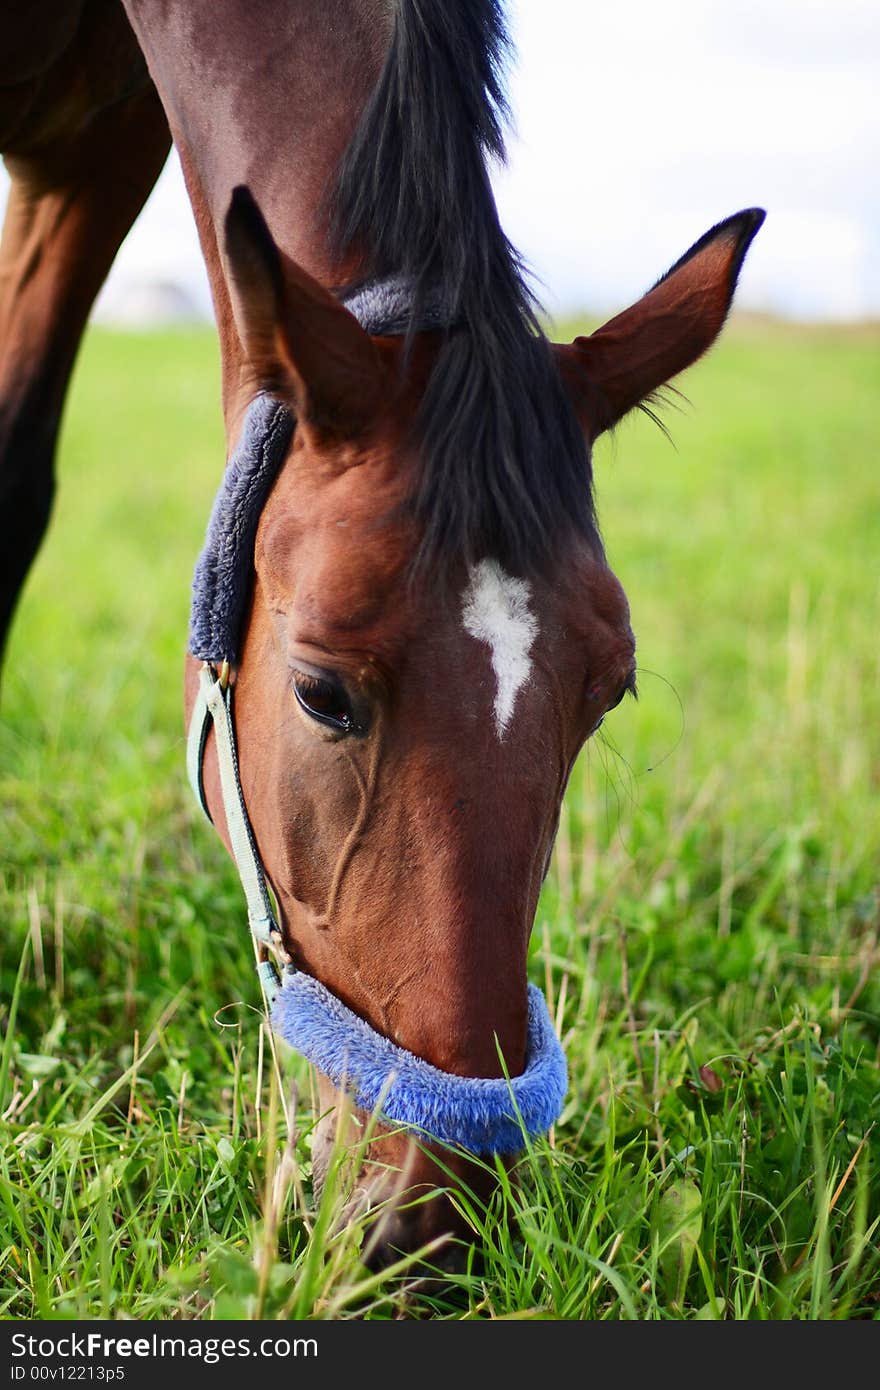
[2,0,877,324]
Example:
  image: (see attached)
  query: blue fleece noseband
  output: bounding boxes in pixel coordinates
[272,976,567,1155]
[186,282,568,1156]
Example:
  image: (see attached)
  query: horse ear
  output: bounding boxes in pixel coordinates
[565,209,765,437]
[223,185,383,437]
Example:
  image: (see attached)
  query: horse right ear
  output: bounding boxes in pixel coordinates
[561,209,765,438]
[222,186,384,438]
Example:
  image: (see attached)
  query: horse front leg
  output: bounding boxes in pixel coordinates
[0,85,170,666]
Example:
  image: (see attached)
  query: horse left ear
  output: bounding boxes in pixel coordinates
[562,209,765,438]
[223,185,384,438]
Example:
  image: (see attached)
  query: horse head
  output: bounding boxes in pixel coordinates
[184,187,763,1265]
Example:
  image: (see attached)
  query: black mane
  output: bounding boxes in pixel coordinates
[331,0,601,576]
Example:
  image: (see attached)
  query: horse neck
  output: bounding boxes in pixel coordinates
[120,0,391,427]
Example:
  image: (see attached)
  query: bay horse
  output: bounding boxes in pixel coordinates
[0,0,763,1267]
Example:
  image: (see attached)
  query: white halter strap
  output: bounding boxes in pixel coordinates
[186,662,291,1004]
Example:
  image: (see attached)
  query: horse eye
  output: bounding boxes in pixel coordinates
[292,670,362,734]
[606,685,627,712]
[607,670,638,711]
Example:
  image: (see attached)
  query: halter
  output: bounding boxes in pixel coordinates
[185,281,568,1156]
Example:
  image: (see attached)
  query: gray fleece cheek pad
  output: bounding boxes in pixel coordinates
[188,393,294,664]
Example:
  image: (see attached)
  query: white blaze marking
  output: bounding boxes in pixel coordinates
[462,559,538,738]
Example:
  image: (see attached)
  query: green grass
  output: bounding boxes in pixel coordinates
[1,318,878,1319]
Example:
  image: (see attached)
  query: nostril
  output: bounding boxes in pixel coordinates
[330,1156,478,1275]
[311,1078,515,1276]
[359,1196,467,1276]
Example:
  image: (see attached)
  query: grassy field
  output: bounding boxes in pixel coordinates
[1,317,878,1320]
